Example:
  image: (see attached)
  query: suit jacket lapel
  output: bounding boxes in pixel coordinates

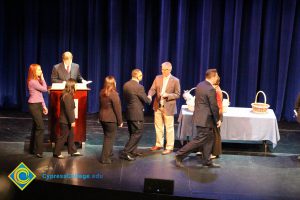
[59,63,65,72]
[158,76,163,93]
[70,63,73,77]
[58,63,66,80]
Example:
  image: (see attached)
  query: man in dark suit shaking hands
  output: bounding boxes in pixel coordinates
[120,69,151,161]
[175,69,221,168]
[51,51,86,83]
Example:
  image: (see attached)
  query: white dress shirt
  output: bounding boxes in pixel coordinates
[64,63,72,73]
[160,74,171,106]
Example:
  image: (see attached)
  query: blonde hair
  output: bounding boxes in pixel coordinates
[62,51,73,60]
[214,76,220,86]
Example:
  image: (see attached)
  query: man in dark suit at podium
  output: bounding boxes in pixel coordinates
[175,69,221,168]
[120,69,151,161]
[51,51,86,83]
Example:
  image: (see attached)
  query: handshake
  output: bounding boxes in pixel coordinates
[147,93,170,102]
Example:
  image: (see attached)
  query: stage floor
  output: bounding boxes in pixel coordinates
[0,112,300,199]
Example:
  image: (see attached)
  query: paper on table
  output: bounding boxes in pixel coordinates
[84,80,92,85]
[51,82,66,90]
[76,83,87,89]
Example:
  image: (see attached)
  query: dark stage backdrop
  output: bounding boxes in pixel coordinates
[0,0,300,121]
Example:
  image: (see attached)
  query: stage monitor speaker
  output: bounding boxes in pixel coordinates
[144,178,174,195]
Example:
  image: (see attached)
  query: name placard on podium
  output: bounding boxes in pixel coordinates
[51,83,65,90]
[74,99,78,119]
[76,83,88,90]
[50,83,89,90]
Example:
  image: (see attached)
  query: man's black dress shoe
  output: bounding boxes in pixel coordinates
[100,160,112,164]
[71,152,82,156]
[202,163,221,168]
[175,156,184,168]
[132,152,143,157]
[53,154,65,159]
[36,154,43,158]
[119,154,136,161]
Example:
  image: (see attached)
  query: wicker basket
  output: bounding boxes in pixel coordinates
[251,91,270,113]
[183,87,196,112]
[222,90,230,113]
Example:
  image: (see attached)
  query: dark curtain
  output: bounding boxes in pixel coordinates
[0,0,300,121]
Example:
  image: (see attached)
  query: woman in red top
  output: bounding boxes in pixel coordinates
[212,76,223,158]
[27,64,48,158]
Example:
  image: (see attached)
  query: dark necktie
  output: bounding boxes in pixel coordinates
[66,65,70,73]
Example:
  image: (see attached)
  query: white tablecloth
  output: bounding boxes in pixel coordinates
[177,105,280,148]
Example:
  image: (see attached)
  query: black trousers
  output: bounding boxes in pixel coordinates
[53,123,77,155]
[28,103,44,155]
[100,121,117,162]
[123,120,144,155]
[176,126,215,165]
[212,126,222,156]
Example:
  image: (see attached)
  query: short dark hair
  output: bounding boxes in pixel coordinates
[205,69,218,79]
[131,69,142,78]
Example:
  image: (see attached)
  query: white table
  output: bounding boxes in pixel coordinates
[177,105,280,148]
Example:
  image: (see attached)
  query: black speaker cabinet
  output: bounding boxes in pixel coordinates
[144,178,174,195]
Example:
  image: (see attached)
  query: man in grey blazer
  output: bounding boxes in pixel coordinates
[51,51,85,83]
[120,69,151,161]
[175,69,221,168]
[148,62,181,155]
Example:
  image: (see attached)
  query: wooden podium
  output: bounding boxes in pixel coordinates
[48,88,89,143]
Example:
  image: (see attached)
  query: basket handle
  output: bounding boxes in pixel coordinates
[221,90,229,102]
[188,87,196,93]
[255,91,267,104]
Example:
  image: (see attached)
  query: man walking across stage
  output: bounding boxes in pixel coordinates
[120,69,151,161]
[175,69,221,168]
[148,61,181,155]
